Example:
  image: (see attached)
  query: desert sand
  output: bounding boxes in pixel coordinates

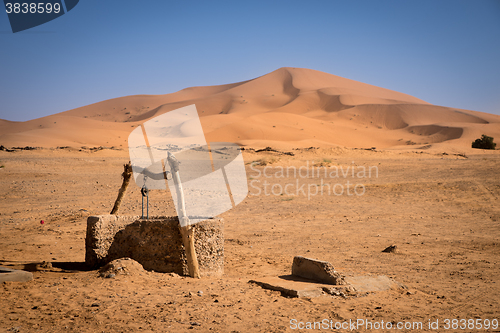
[1,67,499,151]
[1,68,499,332]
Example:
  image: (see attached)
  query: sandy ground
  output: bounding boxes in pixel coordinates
[1,147,499,332]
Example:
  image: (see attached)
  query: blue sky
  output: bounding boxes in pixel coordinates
[1,0,499,121]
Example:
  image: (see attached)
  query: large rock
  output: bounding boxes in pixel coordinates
[85,215,223,277]
[292,256,346,285]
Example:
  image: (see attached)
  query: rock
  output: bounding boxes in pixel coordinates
[39,261,52,269]
[382,245,398,253]
[165,272,181,278]
[322,287,344,297]
[99,258,146,278]
[85,215,224,277]
[322,285,357,297]
[291,256,346,285]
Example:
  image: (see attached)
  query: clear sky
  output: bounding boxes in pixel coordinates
[1,0,499,121]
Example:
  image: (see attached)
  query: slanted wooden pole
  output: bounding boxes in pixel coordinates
[167,152,200,278]
[179,221,200,278]
[110,162,133,215]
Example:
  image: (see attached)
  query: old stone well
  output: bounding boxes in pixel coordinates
[85,215,224,277]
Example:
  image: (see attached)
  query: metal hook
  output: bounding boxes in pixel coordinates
[141,185,149,219]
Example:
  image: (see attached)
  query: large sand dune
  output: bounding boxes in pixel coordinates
[1,67,499,151]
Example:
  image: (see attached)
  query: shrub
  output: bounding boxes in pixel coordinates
[472,134,496,150]
[250,157,279,166]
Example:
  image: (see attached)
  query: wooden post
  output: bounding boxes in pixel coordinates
[110,162,133,215]
[167,153,200,278]
[179,222,200,279]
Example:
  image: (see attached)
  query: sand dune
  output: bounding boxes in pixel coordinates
[1,67,499,151]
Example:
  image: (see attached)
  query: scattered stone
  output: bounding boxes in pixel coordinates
[322,287,346,297]
[39,261,52,269]
[382,245,398,253]
[292,256,346,285]
[322,286,358,297]
[165,272,181,278]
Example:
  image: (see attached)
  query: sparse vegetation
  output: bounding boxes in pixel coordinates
[472,134,496,150]
[251,157,279,166]
[313,158,332,167]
